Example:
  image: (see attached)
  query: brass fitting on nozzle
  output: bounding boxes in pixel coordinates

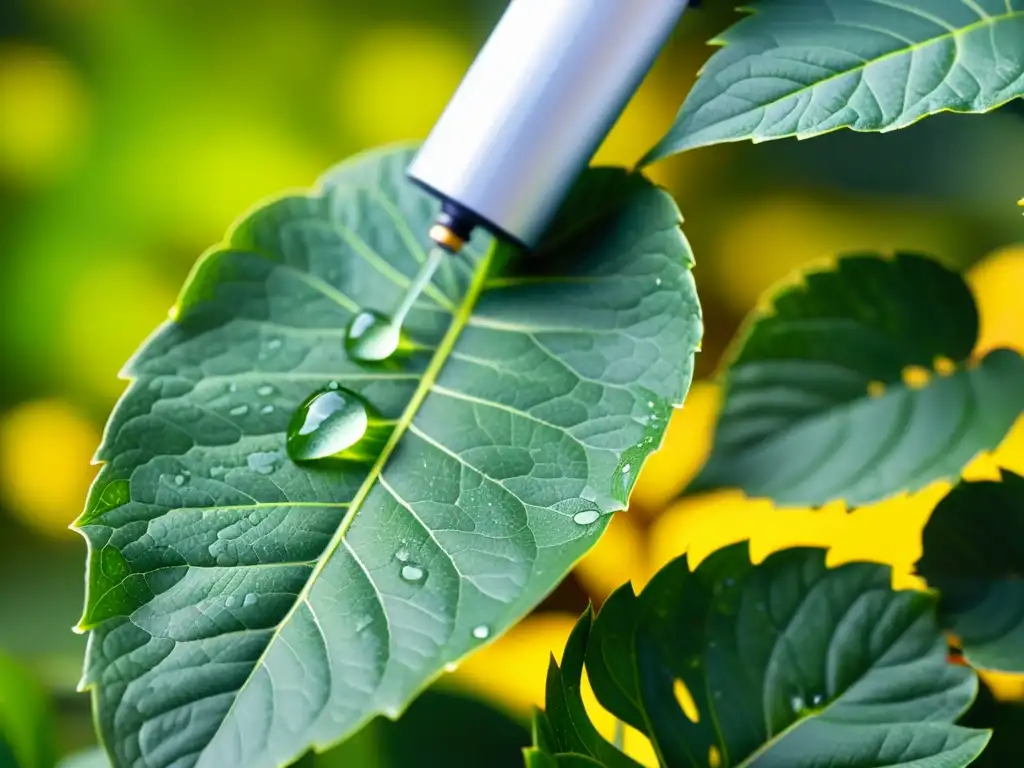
[428,224,466,254]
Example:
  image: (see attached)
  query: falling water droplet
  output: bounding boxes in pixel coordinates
[573,509,600,526]
[247,451,282,475]
[346,311,403,363]
[229,405,249,417]
[472,625,491,640]
[345,246,446,363]
[400,564,426,583]
[243,593,258,607]
[257,385,275,396]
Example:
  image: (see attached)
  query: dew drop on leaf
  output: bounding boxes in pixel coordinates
[260,405,274,415]
[286,388,372,462]
[811,693,825,707]
[400,564,426,583]
[790,695,807,714]
[225,595,237,608]
[472,625,491,640]
[228,383,238,394]
[395,547,411,563]
[229,405,249,417]
[573,509,600,525]
[247,451,282,475]
[257,385,275,396]
[243,593,258,607]
[173,474,186,486]
[444,662,459,673]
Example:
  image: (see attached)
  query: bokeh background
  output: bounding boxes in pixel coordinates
[0,0,1022,765]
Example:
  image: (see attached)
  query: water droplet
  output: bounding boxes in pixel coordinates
[790,695,806,714]
[243,593,258,607]
[810,693,825,707]
[655,277,662,287]
[260,405,275,415]
[621,463,631,474]
[228,383,238,393]
[286,387,375,462]
[400,564,426,583]
[346,310,402,363]
[247,451,282,475]
[444,662,459,673]
[328,381,340,390]
[395,548,411,563]
[229,405,249,417]
[257,385,275,396]
[173,474,186,486]
[472,625,490,640]
[267,338,282,351]
[647,401,655,408]
[573,509,600,525]
[225,595,237,608]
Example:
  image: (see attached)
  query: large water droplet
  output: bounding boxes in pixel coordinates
[346,310,403,363]
[286,387,390,463]
[243,593,258,607]
[472,625,490,640]
[400,564,426,583]
[573,509,600,526]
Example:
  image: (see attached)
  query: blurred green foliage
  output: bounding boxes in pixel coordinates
[0,0,1021,763]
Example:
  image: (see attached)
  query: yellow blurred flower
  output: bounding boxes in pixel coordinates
[967,244,1024,356]
[575,511,648,601]
[630,381,719,517]
[0,44,88,186]
[335,27,472,148]
[446,612,658,766]
[60,257,178,403]
[0,399,99,538]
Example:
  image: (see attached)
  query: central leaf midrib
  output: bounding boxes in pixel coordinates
[200,240,499,755]
[711,7,1024,123]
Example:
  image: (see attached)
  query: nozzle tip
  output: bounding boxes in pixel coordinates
[429,223,466,254]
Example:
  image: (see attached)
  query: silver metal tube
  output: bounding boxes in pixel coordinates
[408,0,688,250]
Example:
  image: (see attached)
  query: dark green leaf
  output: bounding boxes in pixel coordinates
[75,145,702,768]
[538,543,990,767]
[645,0,1024,161]
[691,253,1024,507]
[917,470,1024,671]
[0,652,56,768]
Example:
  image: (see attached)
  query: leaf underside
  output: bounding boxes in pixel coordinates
[691,252,1024,507]
[645,0,1024,161]
[535,544,990,768]
[917,470,1024,672]
[75,146,702,768]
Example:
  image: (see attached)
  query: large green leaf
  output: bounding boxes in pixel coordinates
[645,0,1024,161]
[533,544,990,767]
[917,470,1024,672]
[0,652,56,768]
[75,145,702,768]
[690,252,1024,507]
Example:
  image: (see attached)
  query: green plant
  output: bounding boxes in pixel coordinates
[27,1,1022,767]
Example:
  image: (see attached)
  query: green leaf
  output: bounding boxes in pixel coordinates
[0,652,56,768]
[75,145,702,768]
[645,0,1024,161]
[538,543,990,767]
[691,252,1024,507]
[917,470,1024,672]
[959,680,1024,766]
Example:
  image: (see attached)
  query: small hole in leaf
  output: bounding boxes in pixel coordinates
[673,678,700,723]
[901,365,931,389]
[866,380,886,398]
[933,356,957,376]
[708,745,722,768]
